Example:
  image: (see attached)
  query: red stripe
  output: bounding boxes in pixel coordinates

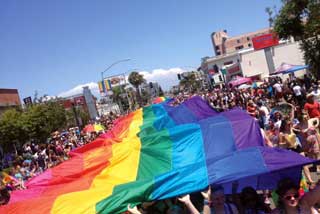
[0,112,136,214]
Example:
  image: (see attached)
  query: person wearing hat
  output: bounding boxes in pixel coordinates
[304,94,320,119]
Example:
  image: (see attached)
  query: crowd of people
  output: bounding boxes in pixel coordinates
[172,74,320,177]
[126,179,320,214]
[0,112,121,205]
[2,72,320,213]
[124,73,320,214]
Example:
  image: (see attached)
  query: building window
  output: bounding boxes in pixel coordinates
[223,61,233,65]
[215,45,220,50]
[235,45,244,50]
[247,37,250,41]
[248,43,252,47]
[237,39,240,43]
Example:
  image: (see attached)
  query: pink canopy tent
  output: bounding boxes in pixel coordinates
[228,76,252,87]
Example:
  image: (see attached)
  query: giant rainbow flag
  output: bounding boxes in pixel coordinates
[1,96,315,214]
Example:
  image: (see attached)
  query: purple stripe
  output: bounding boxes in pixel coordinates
[259,147,314,171]
[222,109,264,149]
[184,96,218,120]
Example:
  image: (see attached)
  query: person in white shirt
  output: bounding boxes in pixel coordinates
[292,82,304,108]
[273,82,283,93]
[273,82,283,101]
[257,101,270,129]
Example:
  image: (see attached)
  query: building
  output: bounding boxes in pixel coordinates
[0,89,21,116]
[202,27,306,86]
[211,28,271,56]
[140,82,162,98]
[60,86,98,122]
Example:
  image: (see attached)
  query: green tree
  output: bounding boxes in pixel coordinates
[111,85,130,112]
[140,89,151,105]
[158,86,164,96]
[273,0,320,77]
[0,109,27,152]
[265,6,277,27]
[23,102,67,143]
[65,107,89,128]
[128,71,146,107]
[0,101,68,151]
[179,72,201,92]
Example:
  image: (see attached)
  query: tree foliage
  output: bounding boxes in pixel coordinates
[128,71,146,107]
[0,101,67,152]
[0,109,26,151]
[111,85,130,112]
[158,86,164,96]
[179,72,201,93]
[273,0,320,77]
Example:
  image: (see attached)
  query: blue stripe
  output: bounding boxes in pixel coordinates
[151,124,208,200]
[152,104,176,130]
[206,147,269,186]
[200,115,237,157]
[163,103,198,124]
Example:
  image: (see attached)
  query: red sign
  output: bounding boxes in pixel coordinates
[208,69,216,75]
[252,33,279,50]
[227,65,240,74]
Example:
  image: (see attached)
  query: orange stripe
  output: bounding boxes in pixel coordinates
[0,112,136,214]
[51,109,143,214]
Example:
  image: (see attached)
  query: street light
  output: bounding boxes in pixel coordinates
[101,58,131,81]
[100,59,131,114]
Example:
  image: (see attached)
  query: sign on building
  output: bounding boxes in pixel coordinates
[252,33,279,50]
[23,96,32,106]
[226,63,241,75]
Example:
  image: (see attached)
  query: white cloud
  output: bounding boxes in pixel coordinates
[137,67,185,90]
[57,82,99,98]
[57,67,186,98]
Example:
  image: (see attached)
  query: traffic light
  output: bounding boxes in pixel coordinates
[177,74,181,80]
[149,82,153,88]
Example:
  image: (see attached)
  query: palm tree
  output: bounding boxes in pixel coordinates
[128,71,146,107]
[179,72,200,92]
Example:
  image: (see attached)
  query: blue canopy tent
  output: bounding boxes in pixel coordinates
[271,63,309,75]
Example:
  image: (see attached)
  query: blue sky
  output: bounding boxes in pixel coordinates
[0,0,281,99]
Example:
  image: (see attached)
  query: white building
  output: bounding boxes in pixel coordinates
[201,38,307,86]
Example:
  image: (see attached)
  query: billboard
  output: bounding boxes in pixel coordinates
[108,76,126,86]
[98,75,126,96]
[252,33,279,50]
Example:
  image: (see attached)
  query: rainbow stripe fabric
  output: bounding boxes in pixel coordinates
[104,79,112,91]
[152,96,166,104]
[98,81,104,93]
[1,96,315,214]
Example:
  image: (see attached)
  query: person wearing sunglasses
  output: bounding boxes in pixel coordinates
[271,178,320,214]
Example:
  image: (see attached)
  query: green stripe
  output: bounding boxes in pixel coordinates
[96,106,173,213]
[138,106,172,179]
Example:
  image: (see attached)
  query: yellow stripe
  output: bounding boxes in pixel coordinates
[104,80,111,90]
[51,109,143,214]
[98,82,103,92]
